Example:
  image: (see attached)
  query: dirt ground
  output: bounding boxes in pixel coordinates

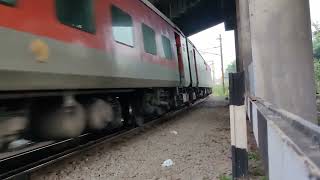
[31,96,232,180]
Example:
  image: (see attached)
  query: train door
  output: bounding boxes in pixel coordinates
[175,33,191,87]
[187,41,199,87]
[193,49,199,87]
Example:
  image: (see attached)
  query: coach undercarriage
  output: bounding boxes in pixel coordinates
[0,87,210,152]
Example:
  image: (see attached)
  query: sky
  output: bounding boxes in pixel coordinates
[189,0,320,80]
[188,24,234,80]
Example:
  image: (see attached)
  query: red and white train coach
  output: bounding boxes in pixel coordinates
[0,0,213,149]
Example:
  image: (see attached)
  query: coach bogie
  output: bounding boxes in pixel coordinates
[29,96,86,140]
[0,113,28,151]
[86,98,114,131]
[140,89,170,117]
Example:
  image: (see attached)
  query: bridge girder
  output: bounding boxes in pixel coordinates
[148,0,236,36]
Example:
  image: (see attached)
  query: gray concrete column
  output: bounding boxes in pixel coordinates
[248,0,317,122]
[235,0,253,94]
[236,0,252,69]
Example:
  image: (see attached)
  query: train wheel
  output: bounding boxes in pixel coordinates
[0,114,28,151]
[135,116,144,127]
[0,141,9,152]
[155,107,165,116]
[87,99,113,131]
[30,97,86,140]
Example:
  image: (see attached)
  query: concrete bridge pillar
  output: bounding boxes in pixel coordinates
[238,0,317,122]
[235,0,252,96]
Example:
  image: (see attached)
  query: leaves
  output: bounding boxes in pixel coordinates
[313,22,320,93]
[313,33,320,59]
[313,22,320,59]
[314,60,320,93]
[225,60,236,75]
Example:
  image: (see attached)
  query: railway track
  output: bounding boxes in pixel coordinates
[0,98,207,180]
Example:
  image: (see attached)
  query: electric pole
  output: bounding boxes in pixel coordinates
[218,34,225,95]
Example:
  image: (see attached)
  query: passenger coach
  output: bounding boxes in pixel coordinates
[0,0,213,150]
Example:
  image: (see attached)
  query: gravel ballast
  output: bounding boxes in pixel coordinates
[31,96,231,180]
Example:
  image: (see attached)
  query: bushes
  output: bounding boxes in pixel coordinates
[213,84,229,97]
[315,60,320,93]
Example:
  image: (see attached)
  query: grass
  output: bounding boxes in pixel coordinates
[248,152,260,161]
[219,175,232,180]
[213,84,229,97]
[248,150,266,178]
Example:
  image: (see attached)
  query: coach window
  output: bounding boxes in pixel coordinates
[111,6,134,47]
[0,0,16,6]
[142,24,157,55]
[56,0,96,33]
[161,35,173,59]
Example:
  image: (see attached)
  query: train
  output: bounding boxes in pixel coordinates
[0,0,213,150]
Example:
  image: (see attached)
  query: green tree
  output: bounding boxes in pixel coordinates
[313,34,320,59]
[313,22,320,59]
[217,60,237,97]
[313,21,320,32]
[225,60,236,75]
[314,60,320,93]
[313,22,320,93]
